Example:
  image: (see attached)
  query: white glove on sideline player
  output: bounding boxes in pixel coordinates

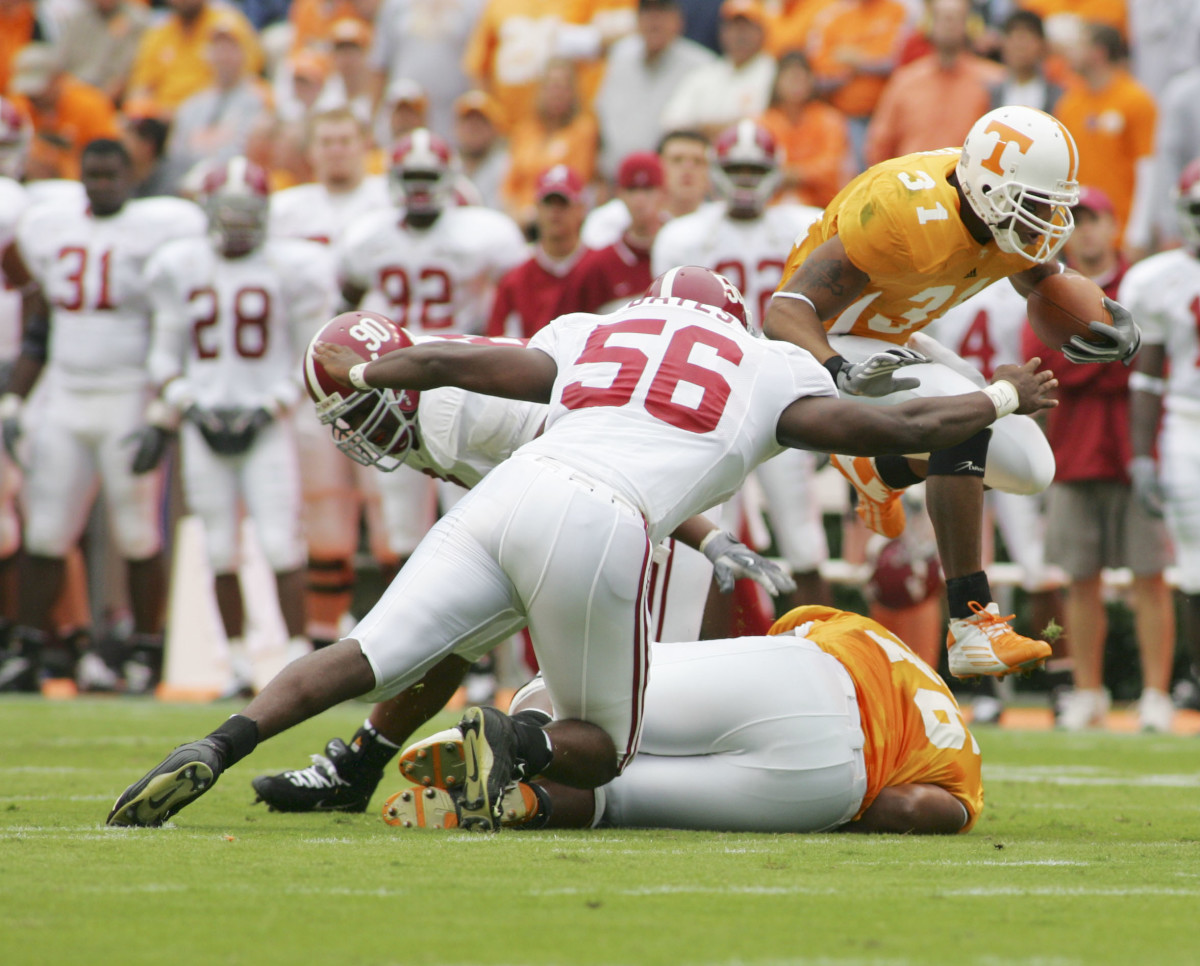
[699,530,797,596]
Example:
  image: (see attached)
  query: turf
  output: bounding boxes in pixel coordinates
[1,697,1196,966]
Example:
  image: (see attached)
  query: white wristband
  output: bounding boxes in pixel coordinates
[697,528,723,555]
[770,290,818,313]
[1128,371,1165,396]
[347,363,372,392]
[982,380,1019,418]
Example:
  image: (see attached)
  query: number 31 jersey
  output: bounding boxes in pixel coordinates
[521,298,837,543]
[770,605,984,831]
[780,150,1032,345]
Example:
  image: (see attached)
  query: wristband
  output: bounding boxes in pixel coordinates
[348,363,372,392]
[982,380,1019,418]
[697,529,724,555]
[822,355,848,381]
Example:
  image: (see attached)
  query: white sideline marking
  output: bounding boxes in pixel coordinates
[984,765,1200,788]
[945,886,1200,897]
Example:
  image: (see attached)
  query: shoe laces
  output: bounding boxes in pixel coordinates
[964,601,1020,641]
[285,755,351,790]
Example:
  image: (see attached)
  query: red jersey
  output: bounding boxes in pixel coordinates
[485,247,585,339]
[1021,257,1133,482]
[555,236,651,316]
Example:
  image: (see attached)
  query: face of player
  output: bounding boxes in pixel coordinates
[336,392,412,462]
[660,137,709,214]
[309,117,366,190]
[81,152,133,216]
[721,162,769,219]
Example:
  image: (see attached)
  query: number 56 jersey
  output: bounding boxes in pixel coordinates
[780,150,1033,346]
[770,605,984,831]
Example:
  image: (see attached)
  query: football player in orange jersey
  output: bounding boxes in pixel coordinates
[386,604,982,835]
[762,105,1141,681]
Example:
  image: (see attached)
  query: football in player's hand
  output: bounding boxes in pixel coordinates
[1027,272,1112,351]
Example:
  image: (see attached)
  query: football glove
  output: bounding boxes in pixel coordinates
[834,348,927,397]
[189,407,274,456]
[1128,456,1165,519]
[700,530,797,596]
[127,425,176,474]
[1062,297,1142,366]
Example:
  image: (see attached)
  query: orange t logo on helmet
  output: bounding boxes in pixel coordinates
[979,121,1036,177]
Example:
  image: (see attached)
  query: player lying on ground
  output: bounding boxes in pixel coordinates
[251,309,796,813]
[105,267,1055,831]
[386,605,981,835]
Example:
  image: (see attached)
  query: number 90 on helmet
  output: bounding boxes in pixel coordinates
[303,311,420,471]
[956,106,1080,263]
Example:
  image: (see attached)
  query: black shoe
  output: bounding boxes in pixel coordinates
[251,737,384,813]
[42,629,88,680]
[122,633,164,695]
[107,739,224,827]
[457,706,518,832]
[0,652,37,693]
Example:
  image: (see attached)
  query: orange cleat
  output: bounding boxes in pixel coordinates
[381,782,539,830]
[830,454,907,538]
[946,602,1052,678]
[397,727,464,790]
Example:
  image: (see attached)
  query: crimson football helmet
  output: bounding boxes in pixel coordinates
[957,106,1079,263]
[642,265,750,329]
[389,128,456,224]
[199,157,270,257]
[0,97,30,180]
[304,310,420,471]
[1175,158,1200,252]
[711,120,782,217]
[864,535,943,610]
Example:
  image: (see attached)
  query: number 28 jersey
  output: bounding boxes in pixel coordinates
[770,605,984,831]
[521,297,836,544]
[780,150,1032,346]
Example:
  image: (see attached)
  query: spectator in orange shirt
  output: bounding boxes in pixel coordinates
[0,0,54,96]
[767,0,840,58]
[1018,0,1127,37]
[8,45,120,180]
[807,0,910,172]
[126,0,263,114]
[865,0,1004,166]
[1054,21,1155,251]
[502,59,598,231]
[758,50,850,207]
[289,0,371,54]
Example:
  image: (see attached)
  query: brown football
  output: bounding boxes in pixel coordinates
[1026,272,1112,351]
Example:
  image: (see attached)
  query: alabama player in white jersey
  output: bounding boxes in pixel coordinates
[251,312,794,813]
[107,266,1057,829]
[1125,158,1200,697]
[652,120,827,612]
[0,139,205,694]
[267,108,401,649]
[144,158,338,693]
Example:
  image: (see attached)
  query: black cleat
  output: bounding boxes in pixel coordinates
[107,739,224,827]
[456,707,518,833]
[251,738,383,813]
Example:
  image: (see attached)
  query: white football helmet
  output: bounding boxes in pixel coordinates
[303,310,419,472]
[710,119,782,217]
[388,128,456,224]
[0,97,30,180]
[1175,158,1200,253]
[198,157,270,257]
[956,106,1079,263]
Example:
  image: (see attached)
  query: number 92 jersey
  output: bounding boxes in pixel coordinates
[779,150,1033,346]
[770,605,984,831]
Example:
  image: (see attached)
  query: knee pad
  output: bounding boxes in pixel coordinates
[927,429,992,478]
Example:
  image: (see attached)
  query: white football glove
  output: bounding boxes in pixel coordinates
[700,530,797,596]
[1062,297,1142,365]
[1128,456,1165,519]
[834,347,927,397]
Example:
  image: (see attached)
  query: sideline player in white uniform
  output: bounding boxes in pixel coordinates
[336,128,526,568]
[652,120,827,611]
[250,312,795,813]
[268,107,399,649]
[0,139,205,694]
[1125,158,1200,700]
[143,157,338,692]
[388,605,983,835]
[106,265,1056,829]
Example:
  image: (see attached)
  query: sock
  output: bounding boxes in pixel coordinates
[512,708,552,728]
[875,454,923,489]
[946,571,992,620]
[510,715,554,778]
[349,720,401,771]
[206,714,259,767]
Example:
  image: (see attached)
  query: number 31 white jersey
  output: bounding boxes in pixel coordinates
[522,298,836,542]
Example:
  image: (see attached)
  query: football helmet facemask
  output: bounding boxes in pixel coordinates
[304,310,420,472]
[641,265,750,330]
[1175,158,1200,253]
[389,128,456,226]
[199,157,270,257]
[0,97,30,180]
[957,106,1079,263]
[711,120,782,217]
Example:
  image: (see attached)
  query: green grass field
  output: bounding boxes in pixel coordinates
[1,696,1196,966]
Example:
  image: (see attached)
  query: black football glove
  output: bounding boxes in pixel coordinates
[1062,297,1142,365]
[189,407,274,456]
[127,425,176,474]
